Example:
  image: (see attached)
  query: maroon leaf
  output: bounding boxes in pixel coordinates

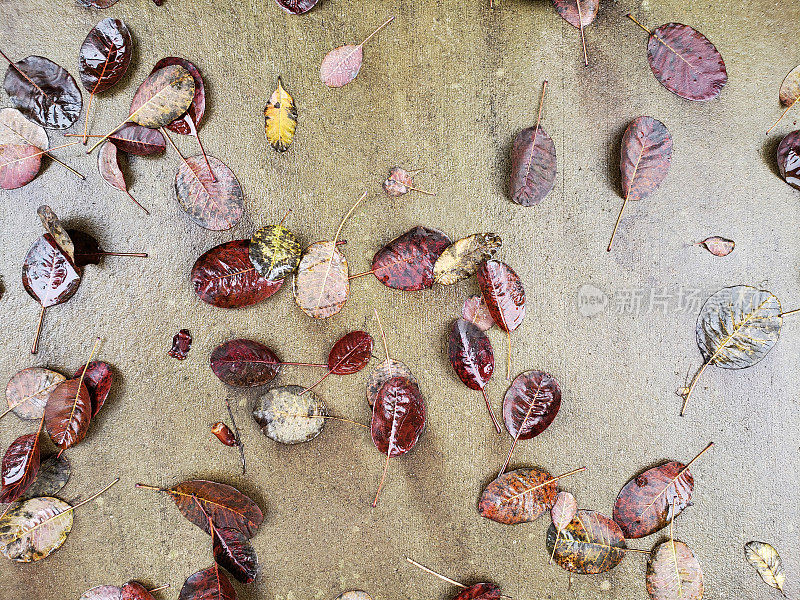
[121,582,155,600]
[502,370,561,440]
[509,125,557,206]
[72,361,113,417]
[0,432,41,503]
[551,0,598,28]
[478,467,558,524]
[274,0,319,14]
[0,142,41,189]
[169,329,192,360]
[645,22,727,101]
[98,141,147,213]
[151,58,206,134]
[3,55,82,129]
[476,260,526,333]
[44,378,92,450]
[22,234,81,308]
[452,584,501,600]
[210,339,281,387]
[179,565,237,600]
[79,18,132,94]
[448,318,494,391]
[212,526,259,583]
[777,130,800,189]
[191,240,283,309]
[328,331,374,374]
[371,226,451,291]
[107,124,165,156]
[69,229,103,269]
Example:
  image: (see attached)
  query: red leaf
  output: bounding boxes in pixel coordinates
[0,143,41,189]
[210,339,282,387]
[452,584,502,600]
[274,0,319,14]
[72,361,113,417]
[621,116,673,203]
[447,318,494,391]
[79,18,132,94]
[476,260,526,333]
[121,582,155,600]
[165,479,263,538]
[502,370,561,440]
[212,526,259,583]
[169,329,192,360]
[371,226,451,291]
[108,124,165,156]
[509,125,557,206]
[179,565,237,600]
[0,432,41,503]
[44,378,92,450]
[371,376,426,458]
[328,331,374,375]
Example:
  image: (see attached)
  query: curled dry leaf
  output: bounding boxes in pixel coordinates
[3,55,82,129]
[462,294,495,331]
[546,510,627,574]
[0,141,41,189]
[128,65,195,129]
[22,234,82,308]
[249,224,302,281]
[175,155,244,231]
[744,541,786,593]
[552,0,598,28]
[252,385,326,444]
[44,378,92,450]
[37,205,74,262]
[274,0,319,14]
[768,65,800,133]
[169,329,192,360]
[372,226,451,291]
[478,467,558,524]
[551,491,578,530]
[107,124,165,156]
[210,339,281,387]
[79,18,132,94]
[0,432,41,503]
[99,142,147,213]
[647,539,704,600]
[264,77,297,152]
[477,260,525,332]
[20,455,70,500]
[366,359,417,406]
[0,496,73,562]
[503,370,561,440]
[452,584,501,600]
[191,240,283,309]
[151,58,206,135]
[697,236,734,257]
[294,241,349,318]
[383,166,413,196]
[211,422,237,446]
[434,233,502,285]
[212,525,259,583]
[509,125,557,206]
[5,367,66,420]
[179,565,237,600]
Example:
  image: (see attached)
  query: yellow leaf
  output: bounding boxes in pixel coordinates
[745,541,785,592]
[264,77,297,152]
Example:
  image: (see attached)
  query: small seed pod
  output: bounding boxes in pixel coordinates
[211,422,238,446]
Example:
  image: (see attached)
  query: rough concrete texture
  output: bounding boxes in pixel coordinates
[1,0,799,599]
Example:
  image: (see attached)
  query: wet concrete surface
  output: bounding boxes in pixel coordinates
[1,0,800,599]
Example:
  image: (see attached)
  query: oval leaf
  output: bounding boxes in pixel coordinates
[552,0,598,28]
[320,45,363,88]
[79,18,132,94]
[191,240,283,309]
[44,379,92,450]
[0,496,73,562]
[502,370,561,440]
[0,142,41,189]
[328,331,374,374]
[166,480,263,538]
[249,224,302,281]
[274,0,319,14]
[462,294,495,331]
[128,65,195,128]
[179,566,236,600]
[478,467,557,524]
[293,241,349,319]
[108,123,165,156]
[366,359,417,406]
[252,384,326,444]
[20,455,70,500]
[175,155,244,231]
[3,56,82,129]
[371,376,426,457]
[264,78,297,152]
[0,433,41,503]
[448,318,494,391]
[621,116,672,203]
[210,339,281,387]
[744,541,786,592]
[647,539,704,600]
[433,233,502,285]
[0,107,49,149]
[151,58,206,134]
[212,526,259,584]
[697,236,734,257]
[551,491,578,531]
[6,367,66,420]
[372,226,451,291]
[72,361,113,417]
[509,125,557,206]
[477,260,526,332]
[546,509,626,574]
[22,234,81,308]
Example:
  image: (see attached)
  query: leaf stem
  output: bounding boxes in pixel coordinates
[405,557,467,588]
[502,466,586,503]
[70,478,119,510]
[766,96,799,135]
[372,451,390,507]
[31,305,45,355]
[679,360,709,416]
[374,309,390,360]
[780,308,800,317]
[125,190,150,215]
[607,196,629,252]
[626,13,652,35]
[577,0,588,66]
[360,16,395,48]
[0,48,45,95]
[224,398,246,475]
[481,387,502,434]
[1,141,83,169]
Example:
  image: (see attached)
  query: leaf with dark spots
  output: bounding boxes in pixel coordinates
[696,236,734,257]
[294,241,349,318]
[0,432,41,503]
[79,18,132,94]
[462,294,494,331]
[72,361,113,417]
[127,65,195,129]
[191,240,283,309]
[252,385,326,444]
[0,142,41,189]
[509,125,557,206]
[478,467,558,524]
[150,58,206,135]
[452,584,501,600]
[212,526,259,583]
[3,55,82,129]
[546,509,627,574]
[264,77,297,152]
[20,455,70,500]
[178,565,237,600]
[448,318,494,391]
[552,0,598,28]
[210,339,281,387]
[647,539,704,600]
[744,541,786,593]
[169,329,192,360]
[249,224,302,281]
[107,124,165,156]
[328,331,373,374]
[371,226,451,291]
[434,234,502,285]
[5,367,66,420]
[121,582,155,600]
[502,370,561,440]
[44,378,92,450]
[477,260,525,333]
[274,0,319,14]
[0,496,73,562]
[175,155,244,231]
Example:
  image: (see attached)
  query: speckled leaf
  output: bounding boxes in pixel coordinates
[546,510,626,574]
[44,378,92,450]
[452,584,501,600]
[79,18,132,94]
[252,385,326,444]
[72,361,113,417]
[175,155,244,231]
[264,78,297,152]
[647,539,704,600]
[210,339,281,387]
[0,107,49,149]
[150,58,206,135]
[36,205,74,262]
[697,236,734,257]
[4,56,82,129]
[0,142,41,189]
[366,359,416,406]
[462,294,495,331]
[0,432,41,503]
[22,234,81,308]
[212,526,259,583]
[328,331,373,374]
[448,318,494,391]
[551,491,578,531]
[166,480,263,538]
[552,0,598,27]
[128,65,195,128]
[612,461,694,539]
[294,241,349,318]
[20,455,70,500]
[249,224,302,280]
[434,233,502,285]
[80,586,122,600]
[478,467,557,524]
[191,240,283,309]
[621,116,672,203]
[274,0,319,14]
[0,496,73,562]
[477,260,525,332]
[509,125,557,206]
[5,367,66,420]
[744,541,785,592]
[503,370,561,440]
[778,65,800,109]
[646,23,727,101]
[179,565,236,600]
[777,130,800,189]
[320,45,363,87]
[107,124,165,156]
[372,226,451,291]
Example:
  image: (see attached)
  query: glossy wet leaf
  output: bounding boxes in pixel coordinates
[744,541,785,592]
[0,107,49,149]
[68,229,104,270]
[72,361,113,417]
[777,130,800,189]
[371,376,426,457]
[328,331,373,374]
[4,56,82,129]
[433,233,502,285]
[121,582,155,600]
[697,236,734,257]
[647,539,704,600]
[175,155,244,231]
[503,370,561,440]
[274,0,319,14]
[478,467,557,524]
[477,260,525,332]
[551,491,577,531]
[79,18,132,94]
[366,359,416,406]
[552,0,598,27]
[0,142,41,189]
[44,378,92,450]
[612,461,694,539]
[546,510,627,574]
[264,78,297,152]
[462,295,493,331]
[252,385,326,444]
[212,526,259,583]
[128,65,195,128]
[372,226,451,291]
[98,142,131,196]
[509,125,557,206]
[164,480,263,538]
[37,205,74,262]
[179,565,237,600]
[294,241,349,319]
[191,240,283,309]
[77,0,120,7]
[22,234,81,308]
[621,116,672,203]
[151,58,206,135]
[452,584,501,600]
[20,455,70,500]
[169,330,192,360]
[210,339,281,387]
[249,224,302,281]
[321,45,363,88]
[0,496,73,562]
[211,422,237,446]
[0,432,41,503]
[107,124,165,156]
[448,318,494,391]
[5,367,65,420]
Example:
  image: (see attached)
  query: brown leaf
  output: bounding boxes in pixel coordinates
[3,55,82,129]
[44,379,92,450]
[371,226,451,291]
[179,565,236,600]
[5,367,66,420]
[478,467,557,524]
[128,65,195,129]
[293,241,349,318]
[175,155,244,231]
[546,509,627,574]
[646,539,704,600]
[552,0,598,28]
[164,479,263,538]
[210,339,281,387]
[509,125,557,206]
[0,432,41,503]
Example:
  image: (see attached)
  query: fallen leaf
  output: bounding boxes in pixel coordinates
[3,55,82,129]
[80,586,122,600]
[98,142,148,213]
[179,565,237,600]
[509,125,557,206]
[477,260,525,333]
[647,539,704,600]
[175,155,244,231]
[366,359,416,406]
[264,77,297,152]
[0,496,73,562]
[462,294,495,331]
[0,432,41,503]
[121,582,156,600]
[44,378,92,450]
[20,455,70,500]
[5,367,66,420]
[551,491,578,530]
[383,166,413,196]
[294,241,349,318]
[107,124,165,156]
[744,541,786,593]
[151,58,206,135]
[168,330,192,361]
[777,130,800,190]
[274,0,319,14]
[551,0,598,28]
[212,526,259,583]
[320,17,394,87]
[546,510,627,573]
[448,318,499,431]
[434,233,502,285]
[502,370,561,440]
[22,234,81,310]
[767,65,800,133]
[452,584,501,600]
[478,467,558,524]
[210,339,281,387]
[249,223,302,281]
[0,107,49,150]
[371,226,451,291]
[36,205,74,262]
[127,64,196,128]
[328,331,374,374]
[0,142,41,189]
[253,385,326,444]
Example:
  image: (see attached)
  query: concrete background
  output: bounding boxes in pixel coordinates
[1,0,799,599]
